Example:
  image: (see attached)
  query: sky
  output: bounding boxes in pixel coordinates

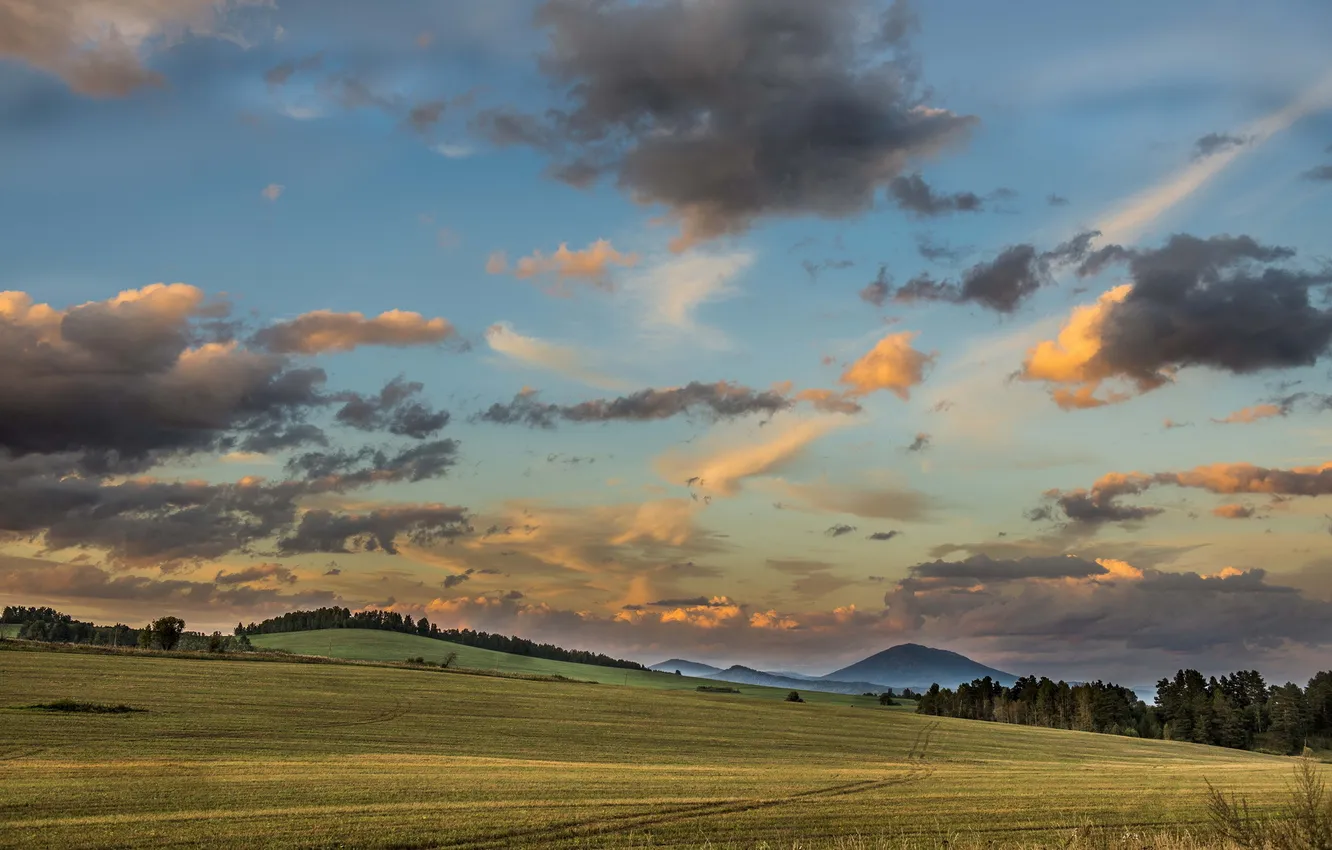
[2,0,1331,689]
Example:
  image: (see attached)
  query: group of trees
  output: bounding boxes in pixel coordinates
[917,676,1159,738]
[3,607,251,653]
[237,607,645,671]
[3,606,142,647]
[1154,669,1332,754]
[917,669,1332,755]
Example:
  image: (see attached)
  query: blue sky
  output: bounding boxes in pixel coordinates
[2,0,1331,686]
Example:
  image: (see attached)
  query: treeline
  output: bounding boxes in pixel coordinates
[3,606,143,647]
[917,668,1332,755]
[917,676,1158,738]
[237,607,645,671]
[1155,669,1332,754]
[2,606,251,653]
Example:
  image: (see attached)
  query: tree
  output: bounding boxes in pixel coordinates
[137,627,153,649]
[150,617,186,651]
[441,651,459,669]
[208,632,225,653]
[785,691,803,703]
[879,693,898,706]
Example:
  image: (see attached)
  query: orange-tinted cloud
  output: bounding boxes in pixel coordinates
[253,309,454,354]
[1212,504,1256,520]
[1213,404,1285,425]
[655,417,850,496]
[490,240,640,289]
[1020,284,1136,409]
[839,331,936,399]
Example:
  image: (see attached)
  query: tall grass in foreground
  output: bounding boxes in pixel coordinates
[611,759,1332,849]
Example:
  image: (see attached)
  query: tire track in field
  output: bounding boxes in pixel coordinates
[905,719,940,761]
[313,694,410,730]
[434,768,937,850]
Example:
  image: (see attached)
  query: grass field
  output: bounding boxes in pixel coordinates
[251,629,904,707]
[0,625,19,639]
[0,641,1301,849]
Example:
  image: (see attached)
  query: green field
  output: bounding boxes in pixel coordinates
[0,625,18,639]
[252,629,902,707]
[0,641,1299,849]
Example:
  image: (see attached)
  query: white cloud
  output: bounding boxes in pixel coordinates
[484,322,630,390]
[1093,69,1332,245]
[624,251,752,349]
[433,144,475,159]
[261,183,284,202]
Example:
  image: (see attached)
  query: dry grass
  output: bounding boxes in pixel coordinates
[0,642,1303,849]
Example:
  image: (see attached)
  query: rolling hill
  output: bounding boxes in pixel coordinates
[825,643,1017,688]
[652,658,722,678]
[251,630,899,706]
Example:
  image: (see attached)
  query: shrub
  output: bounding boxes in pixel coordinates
[25,700,145,714]
[879,693,898,706]
[785,691,803,703]
[1207,757,1332,849]
[441,651,459,669]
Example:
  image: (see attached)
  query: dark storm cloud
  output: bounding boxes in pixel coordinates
[0,556,339,612]
[883,562,1332,656]
[887,174,984,217]
[1192,132,1246,160]
[277,505,472,556]
[1303,165,1332,182]
[1039,459,1332,529]
[824,524,857,538]
[475,382,792,428]
[1072,234,1332,388]
[888,232,1100,313]
[214,564,297,585]
[477,0,977,246]
[0,285,469,568]
[443,568,474,588]
[285,439,460,487]
[647,596,712,607]
[867,531,901,541]
[860,265,892,307]
[334,378,450,439]
[909,553,1109,583]
[0,297,328,463]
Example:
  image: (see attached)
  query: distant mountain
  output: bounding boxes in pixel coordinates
[650,659,722,678]
[711,665,887,696]
[650,660,888,696]
[824,644,1016,689]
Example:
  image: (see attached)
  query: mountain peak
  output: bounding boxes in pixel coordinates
[824,643,1015,689]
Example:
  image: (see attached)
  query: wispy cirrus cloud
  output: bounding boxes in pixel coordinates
[483,323,630,391]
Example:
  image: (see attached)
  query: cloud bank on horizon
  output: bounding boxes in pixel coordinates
[1,0,1331,685]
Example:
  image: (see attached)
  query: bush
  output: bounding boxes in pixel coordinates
[785,691,803,703]
[697,686,741,694]
[879,693,898,706]
[441,651,459,669]
[25,700,145,714]
[1207,757,1332,849]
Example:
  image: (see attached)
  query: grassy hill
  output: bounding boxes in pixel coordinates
[0,641,1298,848]
[251,629,893,707]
